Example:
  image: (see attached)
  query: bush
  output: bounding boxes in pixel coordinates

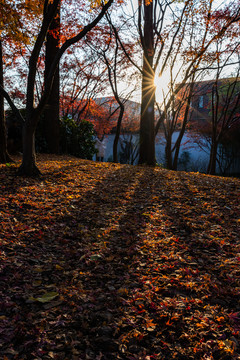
[5,110,23,154]
[60,117,97,160]
[178,150,191,171]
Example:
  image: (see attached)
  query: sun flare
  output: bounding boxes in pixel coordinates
[154,72,170,104]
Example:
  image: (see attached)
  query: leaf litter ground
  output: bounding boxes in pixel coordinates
[0,154,240,360]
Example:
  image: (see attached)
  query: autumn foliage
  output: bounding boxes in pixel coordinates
[0,155,240,359]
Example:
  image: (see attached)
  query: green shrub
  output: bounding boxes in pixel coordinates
[60,117,97,160]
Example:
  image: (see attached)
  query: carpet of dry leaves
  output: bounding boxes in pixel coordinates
[0,154,240,360]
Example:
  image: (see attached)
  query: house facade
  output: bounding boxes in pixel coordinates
[189,78,240,124]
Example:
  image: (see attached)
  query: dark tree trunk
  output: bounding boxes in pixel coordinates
[138,1,156,166]
[0,40,12,163]
[172,122,188,170]
[16,0,113,176]
[172,83,194,170]
[43,4,60,154]
[207,139,218,175]
[113,103,124,163]
[165,135,173,169]
[172,138,182,170]
[17,113,41,176]
[208,86,218,175]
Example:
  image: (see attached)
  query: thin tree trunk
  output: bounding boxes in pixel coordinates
[0,39,12,163]
[165,135,173,169]
[113,103,124,163]
[207,83,218,175]
[172,138,182,170]
[43,4,60,154]
[207,139,218,175]
[172,81,194,170]
[138,1,156,166]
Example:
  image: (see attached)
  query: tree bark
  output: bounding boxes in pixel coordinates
[113,102,124,163]
[138,1,156,166]
[207,83,218,175]
[165,134,173,169]
[43,3,60,154]
[0,39,12,163]
[172,84,194,170]
[1,0,113,176]
[207,138,218,175]
[17,113,41,176]
[172,133,183,170]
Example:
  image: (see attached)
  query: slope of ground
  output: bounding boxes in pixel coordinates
[0,154,240,360]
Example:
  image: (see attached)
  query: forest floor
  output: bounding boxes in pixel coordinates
[0,154,240,360]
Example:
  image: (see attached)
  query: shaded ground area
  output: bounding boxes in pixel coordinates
[0,154,240,359]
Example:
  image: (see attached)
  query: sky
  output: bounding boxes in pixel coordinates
[116,0,239,106]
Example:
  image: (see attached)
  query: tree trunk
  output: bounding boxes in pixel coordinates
[17,0,113,176]
[17,114,41,176]
[172,118,188,170]
[172,141,181,170]
[138,1,156,166]
[113,103,124,163]
[208,89,218,176]
[207,139,218,175]
[43,4,60,154]
[165,135,173,169]
[0,39,12,163]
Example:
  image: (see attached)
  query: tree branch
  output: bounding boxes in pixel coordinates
[0,85,25,124]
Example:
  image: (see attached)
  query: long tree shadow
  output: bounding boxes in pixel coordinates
[57,166,240,358]
[54,165,160,358]
[0,163,160,359]
[1,162,240,359]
